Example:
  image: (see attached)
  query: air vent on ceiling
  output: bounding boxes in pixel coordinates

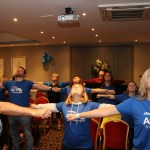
[98,3,150,21]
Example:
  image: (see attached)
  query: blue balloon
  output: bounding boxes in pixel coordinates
[42,52,52,64]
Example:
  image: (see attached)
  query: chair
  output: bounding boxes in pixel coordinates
[29,97,34,104]
[90,118,101,150]
[36,92,46,98]
[103,119,129,150]
[35,96,48,104]
[100,114,121,129]
[34,96,49,135]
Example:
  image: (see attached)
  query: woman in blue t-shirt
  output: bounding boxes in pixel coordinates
[67,68,150,150]
[31,83,101,150]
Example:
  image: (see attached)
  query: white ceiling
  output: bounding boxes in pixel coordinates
[0,0,150,47]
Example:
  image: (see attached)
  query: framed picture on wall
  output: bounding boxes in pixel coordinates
[11,57,26,75]
[0,58,4,75]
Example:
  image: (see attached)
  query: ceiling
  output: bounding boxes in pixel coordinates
[0,0,150,47]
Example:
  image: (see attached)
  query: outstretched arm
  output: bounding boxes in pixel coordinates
[0,102,51,119]
[67,106,120,121]
[33,83,52,91]
[30,103,59,113]
[90,88,115,94]
[97,94,115,99]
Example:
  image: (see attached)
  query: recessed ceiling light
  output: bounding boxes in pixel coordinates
[63,41,66,44]
[91,28,95,31]
[82,13,86,16]
[41,31,44,34]
[52,36,55,39]
[99,40,102,42]
[13,18,18,22]
[95,34,98,37]
[135,39,138,42]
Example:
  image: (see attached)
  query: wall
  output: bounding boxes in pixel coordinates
[134,43,150,85]
[0,45,70,82]
[70,45,134,82]
[1,43,150,85]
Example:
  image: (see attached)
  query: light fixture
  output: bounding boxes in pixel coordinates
[13,18,18,22]
[61,15,65,20]
[82,13,86,16]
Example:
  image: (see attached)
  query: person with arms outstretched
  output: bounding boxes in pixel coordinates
[67,68,150,150]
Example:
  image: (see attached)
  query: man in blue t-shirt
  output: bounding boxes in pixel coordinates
[0,67,52,150]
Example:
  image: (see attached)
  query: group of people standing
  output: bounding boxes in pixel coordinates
[0,66,149,150]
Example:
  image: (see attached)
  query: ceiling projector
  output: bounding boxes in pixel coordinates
[58,14,80,23]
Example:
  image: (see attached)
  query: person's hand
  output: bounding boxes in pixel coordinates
[97,94,102,98]
[52,87,59,92]
[108,90,115,94]
[30,103,37,109]
[33,108,51,119]
[66,113,77,121]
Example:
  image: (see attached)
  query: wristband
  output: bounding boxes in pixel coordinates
[76,113,80,119]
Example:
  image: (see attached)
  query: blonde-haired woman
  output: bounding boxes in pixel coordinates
[67,68,150,150]
[31,83,100,150]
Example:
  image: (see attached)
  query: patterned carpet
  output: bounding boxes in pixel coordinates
[34,122,64,150]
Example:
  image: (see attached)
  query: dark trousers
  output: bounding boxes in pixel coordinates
[0,114,9,148]
[62,143,93,150]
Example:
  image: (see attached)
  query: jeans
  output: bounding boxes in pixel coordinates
[9,116,33,150]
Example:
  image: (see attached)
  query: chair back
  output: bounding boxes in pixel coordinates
[103,119,129,150]
[35,96,48,104]
[29,97,34,104]
[90,118,101,150]
[36,92,46,98]
[101,114,121,129]
[34,96,49,135]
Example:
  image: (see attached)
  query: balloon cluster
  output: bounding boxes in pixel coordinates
[42,52,52,64]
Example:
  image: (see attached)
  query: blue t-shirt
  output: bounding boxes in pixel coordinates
[116,98,150,150]
[2,80,34,107]
[43,81,70,102]
[115,93,130,103]
[115,93,134,127]
[56,101,100,149]
[61,87,91,98]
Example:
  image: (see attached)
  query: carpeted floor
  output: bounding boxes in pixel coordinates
[34,122,64,150]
